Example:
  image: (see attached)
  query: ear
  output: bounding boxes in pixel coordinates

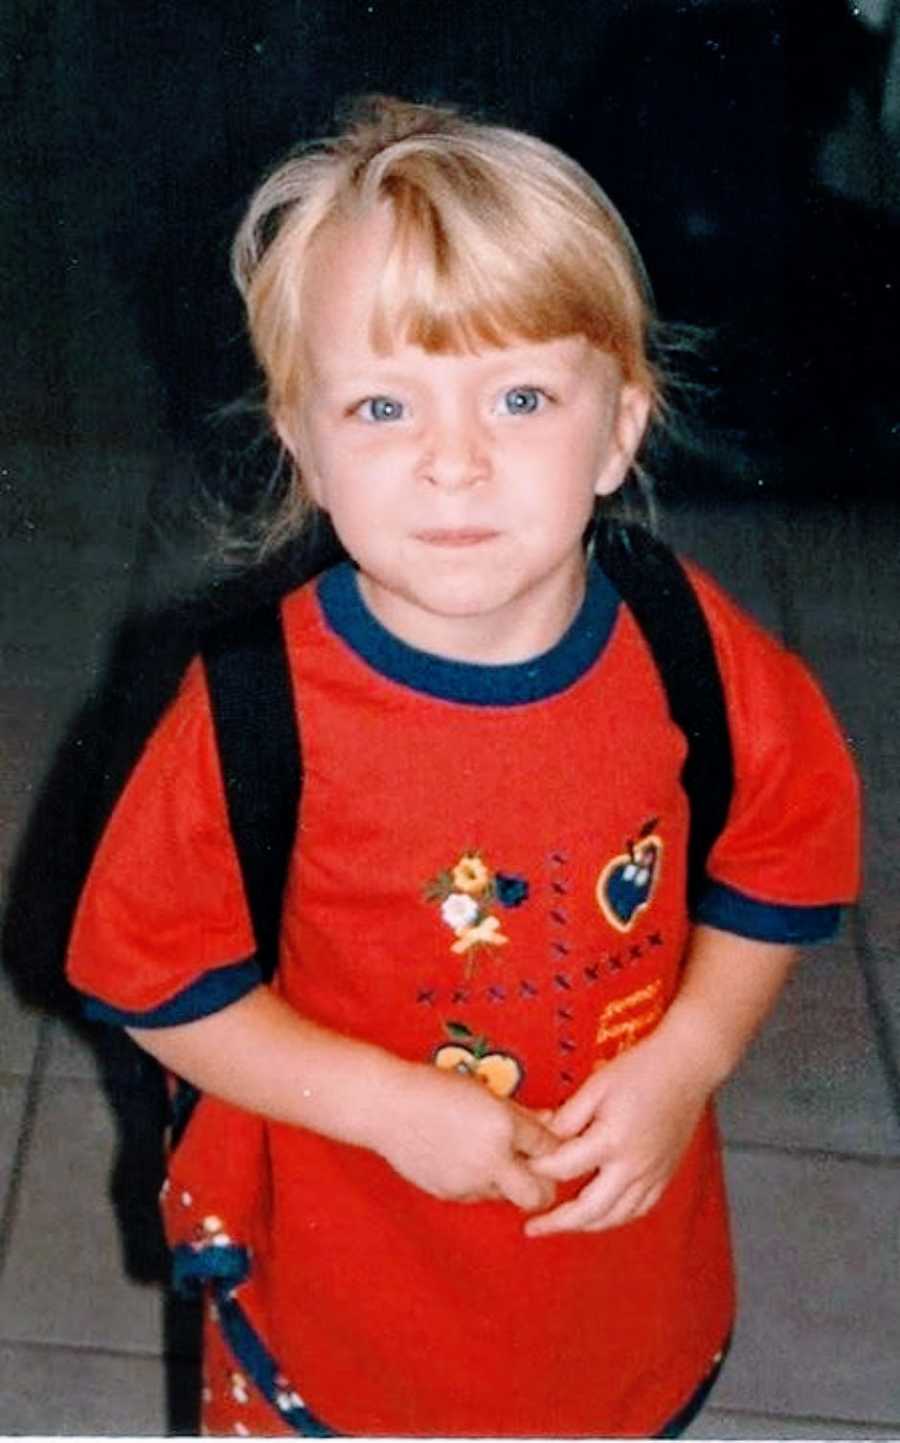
[274,409,327,509]
[593,385,652,498]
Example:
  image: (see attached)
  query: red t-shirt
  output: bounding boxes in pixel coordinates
[68,558,860,1436]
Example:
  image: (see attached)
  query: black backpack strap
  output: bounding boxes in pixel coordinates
[593,521,734,910]
[202,603,301,981]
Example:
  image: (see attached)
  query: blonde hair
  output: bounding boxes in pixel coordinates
[230,95,667,545]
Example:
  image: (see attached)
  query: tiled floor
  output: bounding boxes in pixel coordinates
[1,471,898,1436]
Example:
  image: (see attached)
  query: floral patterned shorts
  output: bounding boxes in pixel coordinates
[199,1294,337,1437]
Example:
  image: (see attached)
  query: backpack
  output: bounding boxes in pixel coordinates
[201,521,734,983]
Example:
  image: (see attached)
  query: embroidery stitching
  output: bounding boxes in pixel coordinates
[432,1020,524,1097]
[424,850,529,973]
[594,979,665,1063]
[596,819,663,933]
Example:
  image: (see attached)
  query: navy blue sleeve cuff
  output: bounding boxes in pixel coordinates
[81,957,263,1028]
[693,882,842,944]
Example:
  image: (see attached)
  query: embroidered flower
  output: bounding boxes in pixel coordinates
[229,1371,250,1405]
[494,873,529,907]
[451,915,509,954]
[451,853,491,895]
[192,1214,233,1250]
[440,892,480,931]
[425,850,529,971]
[275,1385,305,1412]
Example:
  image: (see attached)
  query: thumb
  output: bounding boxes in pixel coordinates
[494,1157,556,1213]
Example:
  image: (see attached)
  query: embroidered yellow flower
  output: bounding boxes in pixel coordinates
[424,850,528,972]
[451,853,490,895]
[451,915,510,954]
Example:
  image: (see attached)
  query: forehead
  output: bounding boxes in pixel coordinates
[299,206,602,383]
[300,206,398,356]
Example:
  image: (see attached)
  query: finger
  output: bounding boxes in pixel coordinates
[524,1167,630,1236]
[510,1108,559,1159]
[524,1193,597,1237]
[528,1130,608,1181]
[548,1081,607,1140]
[495,1158,557,1212]
[580,1179,661,1232]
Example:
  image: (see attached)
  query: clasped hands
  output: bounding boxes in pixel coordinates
[382,1031,713,1237]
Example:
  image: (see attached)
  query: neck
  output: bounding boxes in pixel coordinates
[357,563,589,665]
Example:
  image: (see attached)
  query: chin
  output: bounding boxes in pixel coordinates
[411,575,519,618]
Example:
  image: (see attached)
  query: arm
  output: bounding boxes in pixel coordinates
[525,924,796,1236]
[128,986,556,1211]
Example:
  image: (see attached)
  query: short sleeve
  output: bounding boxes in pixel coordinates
[67,659,261,1026]
[687,566,861,943]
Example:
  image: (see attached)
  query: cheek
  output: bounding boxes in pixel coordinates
[516,429,607,499]
[312,439,408,519]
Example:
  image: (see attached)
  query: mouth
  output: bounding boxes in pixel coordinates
[413,529,500,547]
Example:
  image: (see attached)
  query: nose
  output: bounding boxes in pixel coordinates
[416,407,491,491]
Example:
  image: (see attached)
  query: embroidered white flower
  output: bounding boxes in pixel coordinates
[441,892,479,931]
[229,1371,249,1404]
[197,1214,233,1248]
[275,1387,305,1412]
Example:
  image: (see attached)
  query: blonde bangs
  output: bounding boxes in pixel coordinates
[234,97,662,421]
[371,196,648,384]
[359,138,655,397]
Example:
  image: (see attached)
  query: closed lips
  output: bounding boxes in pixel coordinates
[414,530,500,545]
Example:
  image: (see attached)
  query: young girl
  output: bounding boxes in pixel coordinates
[68,96,860,1437]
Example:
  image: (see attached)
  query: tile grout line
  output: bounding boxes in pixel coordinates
[763,500,900,1149]
[722,1136,899,1168]
[0,1015,53,1283]
[0,1336,167,1364]
[702,1401,900,1433]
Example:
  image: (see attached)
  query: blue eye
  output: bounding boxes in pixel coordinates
[501,387,544,416]
[359,396,405,422]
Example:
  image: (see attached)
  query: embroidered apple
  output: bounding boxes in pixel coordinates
[432,1020,523,1098]
[597,820,663,933]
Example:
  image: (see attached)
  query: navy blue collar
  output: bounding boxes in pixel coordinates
[316,559,621,706]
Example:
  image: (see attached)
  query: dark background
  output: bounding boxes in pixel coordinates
[4,0,899,547]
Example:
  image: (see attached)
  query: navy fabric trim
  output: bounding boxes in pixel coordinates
[656,1334,731,1438]
[172,1242,251,1294]
[81,957,262,1028]
[214,1283,337,1436]
[694,883,842,943]
[316,557,621,705]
